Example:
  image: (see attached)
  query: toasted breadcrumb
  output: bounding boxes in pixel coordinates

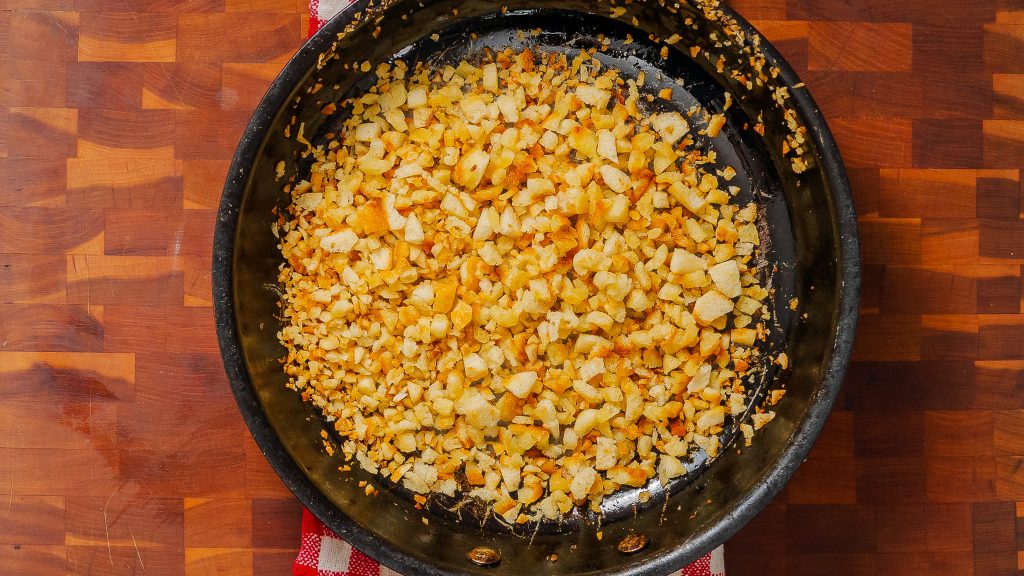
[277,48,773,520]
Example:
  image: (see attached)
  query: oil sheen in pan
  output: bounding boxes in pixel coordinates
[305,9,798,536]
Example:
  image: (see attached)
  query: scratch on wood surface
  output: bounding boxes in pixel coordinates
[47,13,71,38]
[130,528,146,571]
[159,64,188,110]
[103,490,115,566]
[6,463,12,515]
[121,229,134,255]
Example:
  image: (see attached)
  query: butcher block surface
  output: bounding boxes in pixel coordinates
[0,0,1022,574]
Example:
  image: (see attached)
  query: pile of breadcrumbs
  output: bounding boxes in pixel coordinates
[276,47,775,523]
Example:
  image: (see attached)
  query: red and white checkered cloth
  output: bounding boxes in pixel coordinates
[308,0,352,36]
[297,4,726,575]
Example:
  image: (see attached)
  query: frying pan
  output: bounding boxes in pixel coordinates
[212,0,861,574]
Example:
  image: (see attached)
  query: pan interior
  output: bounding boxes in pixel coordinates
[284,6,798,532]
[227,1,848,574]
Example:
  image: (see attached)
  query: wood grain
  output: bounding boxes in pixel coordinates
[0,1,1019,575]
[0,4,301,572]
[808,23,913,72]
[727,3,1024,574]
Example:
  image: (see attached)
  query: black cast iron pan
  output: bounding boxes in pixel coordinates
[213,1,861,574]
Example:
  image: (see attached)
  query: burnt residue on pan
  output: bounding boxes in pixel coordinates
[215,0,859,574]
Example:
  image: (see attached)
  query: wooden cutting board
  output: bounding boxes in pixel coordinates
[0,0,1020,574]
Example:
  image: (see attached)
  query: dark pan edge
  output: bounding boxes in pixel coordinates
[211,2,451,575]
[641,7,865,574]
[635,7,864,573]
[212,1,862,574]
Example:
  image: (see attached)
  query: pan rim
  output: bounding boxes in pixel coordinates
[211,1,861,574]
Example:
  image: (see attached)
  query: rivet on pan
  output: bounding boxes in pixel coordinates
[467,546,501,566]
[617,533,648,554]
